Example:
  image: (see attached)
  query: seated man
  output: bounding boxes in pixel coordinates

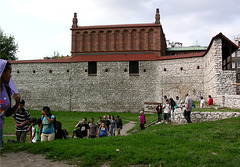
[73,118,89,138]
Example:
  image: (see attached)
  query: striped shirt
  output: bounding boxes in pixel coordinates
[12,108,31,132]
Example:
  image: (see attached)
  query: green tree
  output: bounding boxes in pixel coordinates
[0,28,18,60]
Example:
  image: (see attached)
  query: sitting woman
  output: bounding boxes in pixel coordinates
[97,122,109,138]
[55,121,67,139]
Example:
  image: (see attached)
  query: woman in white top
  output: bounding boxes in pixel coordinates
[200,96,205,108]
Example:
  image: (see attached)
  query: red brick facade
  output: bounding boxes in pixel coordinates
[71,9,166,57]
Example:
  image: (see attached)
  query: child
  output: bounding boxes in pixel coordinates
[35,118,41,142]
[156,103,162,124]
[29,118,37,143]
[162,100,171,124]
[140,111,146,130]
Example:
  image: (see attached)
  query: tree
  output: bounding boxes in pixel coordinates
[0,28,18,60]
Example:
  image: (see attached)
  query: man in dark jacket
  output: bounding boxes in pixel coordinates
[116,115,122,136]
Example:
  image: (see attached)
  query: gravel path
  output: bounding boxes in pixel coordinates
[0,121,137,167]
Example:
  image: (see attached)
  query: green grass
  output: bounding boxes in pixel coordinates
[1,110,240,167]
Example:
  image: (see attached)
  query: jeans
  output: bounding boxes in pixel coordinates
[157,112,162,122]
[184,110,192,123]
[0,128,3,148]
[110,127,115,136]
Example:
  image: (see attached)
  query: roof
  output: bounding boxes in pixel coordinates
[10,52,205,64]
[167,46,207,52]
[71,23,161,30]
[203,33,239,56]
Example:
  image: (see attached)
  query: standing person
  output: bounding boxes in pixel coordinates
[140,111,146,130]
[0,60,21,148]
[89,118,97,138]
[176,96,183,108]
[12,99,31,143]
[74,117,89,138]
[97,122,109,138]
[110,115,116,136]
[169,98,175,121]
[102,115,111,134]
[156,103,163,124]
[29,118,37,143]
[39,106,56,142]
[97,117,102,129]
[163,95,168,104]
[184,93,192,123]
[200,96,205,108]
[207,95,213,108]
[116,115,122,136]
[162,100,171,124]
[35,118,41,142]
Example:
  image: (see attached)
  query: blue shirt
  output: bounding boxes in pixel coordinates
[41,115,55,134]
[99,127,108,137]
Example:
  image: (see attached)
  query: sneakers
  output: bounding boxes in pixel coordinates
[165,122,168,124]
[156,122,161,124]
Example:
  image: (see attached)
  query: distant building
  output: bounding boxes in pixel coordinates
[9,9,240,112]
[232,36,240,94]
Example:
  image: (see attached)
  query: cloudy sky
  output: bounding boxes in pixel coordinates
[1,0,239,60]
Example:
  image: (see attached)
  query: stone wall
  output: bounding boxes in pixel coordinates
[171,109,240,123]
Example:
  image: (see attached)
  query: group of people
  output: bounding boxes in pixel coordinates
[73,115,123,138]
[154,94,214,125]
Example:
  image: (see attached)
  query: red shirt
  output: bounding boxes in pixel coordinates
[208,98,213,105]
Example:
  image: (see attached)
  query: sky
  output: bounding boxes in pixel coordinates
[0,0,239,60]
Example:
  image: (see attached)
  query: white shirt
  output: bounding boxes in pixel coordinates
[163,104,170,113]
[200,99,205,108]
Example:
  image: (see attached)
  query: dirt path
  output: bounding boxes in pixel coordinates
[0,121,137,167]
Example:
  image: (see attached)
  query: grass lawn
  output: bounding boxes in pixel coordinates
[1,110,240,167]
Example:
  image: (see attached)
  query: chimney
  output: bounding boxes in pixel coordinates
[72,13,78,28]
[155,8,160,24]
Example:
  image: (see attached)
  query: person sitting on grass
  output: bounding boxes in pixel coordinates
[55,121,67,139]
[162,99,171,124]
[74,117,89,138]
[29,118,37,143]
[97,122,109,138]
[140,111,146,130]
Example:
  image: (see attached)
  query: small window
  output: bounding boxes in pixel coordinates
[197,66,200,69]
[67,69,69,72]
[124,69,128,72]
[143,69,146,72]
[88,62,97,75]
[238,62,240,68]
[237,51,240,57]
[180,67,183,71]
[164,68,166,71]
[17,70,20,73]
[49,70,52,73]
[237,73,240,80]
[237,85,240,93]
[232,63,236,69]
[105,69,109,72]
[33,70,36,73]
[129,61,139,74]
